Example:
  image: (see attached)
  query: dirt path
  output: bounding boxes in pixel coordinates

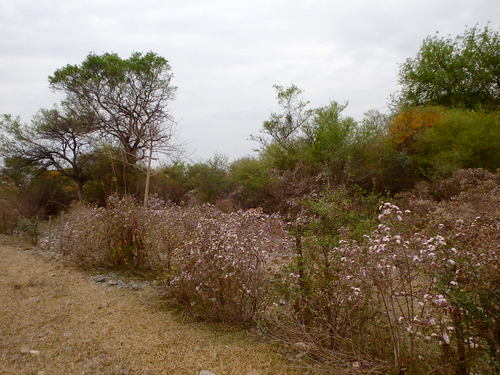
[0,240,306,375]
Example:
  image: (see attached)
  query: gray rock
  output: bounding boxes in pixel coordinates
[199,371,216,375]
[114,365,130,375]
[20,346,30,354]
[294,341,309,350]
[95,276,107,283]
[295,351,308,360]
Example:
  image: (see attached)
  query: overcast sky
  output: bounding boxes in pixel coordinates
[0,0,498,161]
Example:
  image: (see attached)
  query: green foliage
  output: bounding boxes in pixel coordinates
[252,84,313,149]
[229,157,272,208]
[186,155,232,203]
[412,109,500,178]
[49,51,176,165]
[302,186,380,242]
[303,101,356,174]
[0,157,77,218]
[150,162,191,204]
[396,25,500,110]
[343,110,391,189]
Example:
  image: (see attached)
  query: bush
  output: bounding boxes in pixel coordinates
[264,172,499,374]
[55,169,499,372]
[169,207,293,324]
[62,195,174,269]
[412,109,500,178]
[229,157,273,208]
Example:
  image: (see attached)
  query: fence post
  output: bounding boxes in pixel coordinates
[48,216,52,251]
[34,215,39,246]
[59,212,64,253]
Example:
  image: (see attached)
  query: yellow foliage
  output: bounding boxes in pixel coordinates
[390,107,442,144]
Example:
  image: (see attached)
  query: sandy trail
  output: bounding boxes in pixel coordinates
[0,240,305,375]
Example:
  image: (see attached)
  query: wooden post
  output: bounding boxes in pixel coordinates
[34,215,39,246]
[59,212,64,252]
[48,216,52,251]
[143,140,154,206]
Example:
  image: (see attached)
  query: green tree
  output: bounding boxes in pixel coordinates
[252,84,313,149]
[187,155,232,203]
[412,108,500,178]
[49,52,177,165]
[0,157,76,218]
[229,157,272,208]
[396,25,500,110]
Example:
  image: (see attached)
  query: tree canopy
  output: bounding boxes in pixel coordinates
[49,52,177,164]
[0,107,95,198]
[395,25,500,110]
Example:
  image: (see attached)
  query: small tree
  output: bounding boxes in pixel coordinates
[0,107,95,199]
[252,84,313,150]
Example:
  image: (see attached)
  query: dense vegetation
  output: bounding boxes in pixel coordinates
[1,25,498,374]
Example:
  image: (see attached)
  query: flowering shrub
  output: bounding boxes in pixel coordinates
[264,172,499,374]
[60,196,294,324]
[62,195,176,269]
[57,169,499,373]
[170,207,293,323]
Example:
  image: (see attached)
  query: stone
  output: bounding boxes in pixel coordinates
[294,341,309,350]
[95,276,107,283]
[114,365,130,375]
[20,346,30,354]
[29,350,40,355]
[295,351,307,360]
[199,371,216,375]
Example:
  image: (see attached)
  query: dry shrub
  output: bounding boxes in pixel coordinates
[430,168,497,200]
[56,169,499,372]
[60,196,294,325]
[0,198,19,234]
[263,171,499,374]
[169,207,293,324]
[62,195,176,269]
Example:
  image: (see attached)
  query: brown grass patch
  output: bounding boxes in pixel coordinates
[0,238,313,374]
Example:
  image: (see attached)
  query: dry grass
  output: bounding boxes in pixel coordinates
[0,237,312,375]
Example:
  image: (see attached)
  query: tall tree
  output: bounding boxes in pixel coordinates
[49,52,177,166]
[395,25,500,110]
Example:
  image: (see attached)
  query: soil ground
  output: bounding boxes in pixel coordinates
[0,238,308,375]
